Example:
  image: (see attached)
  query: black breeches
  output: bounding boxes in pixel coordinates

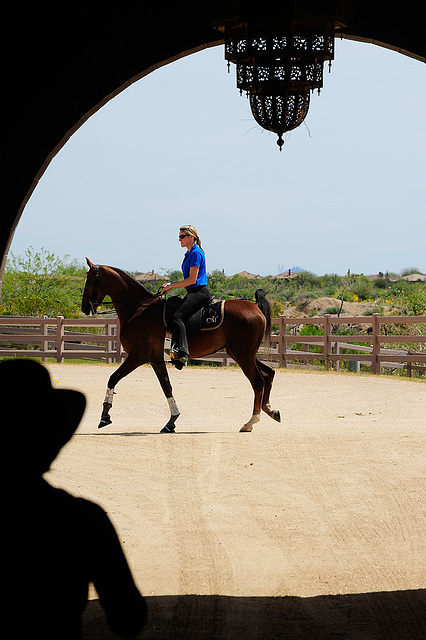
[171,286,211,356]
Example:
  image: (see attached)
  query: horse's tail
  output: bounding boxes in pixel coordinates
[255,288,271,345]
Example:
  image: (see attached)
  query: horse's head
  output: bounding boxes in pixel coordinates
[81,258,106,315]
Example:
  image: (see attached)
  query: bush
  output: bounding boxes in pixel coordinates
[295,271,321,288]
[400,267,422,277]
[391,284,426,316]
[292,323,324,355]
[350,276,374,301]
[270,298,285,317]
[300,324,324,336]
[325,306,344,315]
[1,247,85,317]
[374,278,388,289]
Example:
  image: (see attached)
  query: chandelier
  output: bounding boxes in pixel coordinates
[212,2,347,150]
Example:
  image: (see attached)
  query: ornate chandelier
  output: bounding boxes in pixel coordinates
[212,2,347,150]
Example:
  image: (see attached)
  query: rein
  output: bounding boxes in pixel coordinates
[83,265,163,314]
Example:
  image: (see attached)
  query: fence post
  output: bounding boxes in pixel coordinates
[41,321,49,363]
[112,321,119,363]
[106,321,114,364]
[371,313,380,374]
[324,314,331,369]
[56,316,64,363]
[279,316,287,368]
[334,341,340,370]
[406,354,412,378]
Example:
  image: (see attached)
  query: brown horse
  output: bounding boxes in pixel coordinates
[81,258,280,433]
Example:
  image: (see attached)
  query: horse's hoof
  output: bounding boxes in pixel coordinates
[98,416,112,429]
[273,410,281,423]
[240,424,253,432]
[160,425,176,433]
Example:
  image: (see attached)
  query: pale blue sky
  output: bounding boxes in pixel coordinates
[11,39,426,276]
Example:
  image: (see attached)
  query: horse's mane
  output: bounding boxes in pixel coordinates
[109,266,155,299]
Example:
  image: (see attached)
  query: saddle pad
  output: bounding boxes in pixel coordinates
[163,297,225,334]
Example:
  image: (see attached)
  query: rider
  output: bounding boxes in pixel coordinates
[160,225,211,366]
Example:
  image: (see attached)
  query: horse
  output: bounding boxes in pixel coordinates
[81,258,280,433]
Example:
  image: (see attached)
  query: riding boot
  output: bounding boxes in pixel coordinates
[171,316,189,360]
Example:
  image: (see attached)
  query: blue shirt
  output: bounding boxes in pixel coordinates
[181,243,207,290]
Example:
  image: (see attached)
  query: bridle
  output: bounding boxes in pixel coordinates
[81,265,104,314]
[82,264,163,315]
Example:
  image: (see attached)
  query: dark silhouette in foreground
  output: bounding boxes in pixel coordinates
[85,592,426,639]
[3,359,147,639]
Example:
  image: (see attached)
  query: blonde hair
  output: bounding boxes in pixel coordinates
[180,225,205,253]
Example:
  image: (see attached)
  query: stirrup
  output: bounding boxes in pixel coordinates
[171,353,188,370]
[164,331,173,355]
[170,347,187,361]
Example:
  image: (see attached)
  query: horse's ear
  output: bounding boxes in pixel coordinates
[86,257,94,269]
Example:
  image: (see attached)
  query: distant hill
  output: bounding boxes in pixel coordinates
[290,266,306,273]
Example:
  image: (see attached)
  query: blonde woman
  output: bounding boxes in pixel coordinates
[160,225,211,365]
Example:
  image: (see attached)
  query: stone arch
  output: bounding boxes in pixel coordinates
[4,41,222,272]
[3,2,425,288]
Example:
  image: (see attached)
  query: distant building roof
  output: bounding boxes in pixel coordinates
[368,273,400,283]
[135,271,167,282]
[233,271,263,279]
[368,272,425,283]
[274,271,299,280]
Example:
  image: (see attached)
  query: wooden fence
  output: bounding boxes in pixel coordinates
[270,313,426,376]
[0,313,425,376]
[0,316,123,364]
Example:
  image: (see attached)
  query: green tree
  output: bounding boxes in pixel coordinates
[400,267,422,276]
[1,247,85,317]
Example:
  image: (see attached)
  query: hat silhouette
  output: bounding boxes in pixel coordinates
[3,359,147,638]
[1,359,86,474]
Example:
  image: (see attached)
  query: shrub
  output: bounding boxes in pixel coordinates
[2,247,85,317]
[325,306,344,315]
[374,278,388,289]
[270,298,285,317]
[295,271,321,288]
[350,276,374,301]
[400,267,422,276]
[391,284,426,316]
[300,323,324,336]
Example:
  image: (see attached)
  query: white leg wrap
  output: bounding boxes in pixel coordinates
[167,396,180,416]
[104,388,114,404]
[246,413,260,427]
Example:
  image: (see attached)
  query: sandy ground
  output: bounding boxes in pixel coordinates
[45,363,426,639]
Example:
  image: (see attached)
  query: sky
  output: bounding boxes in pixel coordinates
[10,39,426,277]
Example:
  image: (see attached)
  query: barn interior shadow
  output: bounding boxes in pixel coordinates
[83,590,426,639]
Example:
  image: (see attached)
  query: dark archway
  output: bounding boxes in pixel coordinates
[3,1,425,288]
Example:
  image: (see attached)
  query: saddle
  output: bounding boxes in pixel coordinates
[163,296,225,336]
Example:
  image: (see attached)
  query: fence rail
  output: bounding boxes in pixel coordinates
[0,316,123,363]
[270,313,426,376]
[0,314,425,376]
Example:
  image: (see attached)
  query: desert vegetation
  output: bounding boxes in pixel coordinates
[1,247,425,320]
[1,248,424,377]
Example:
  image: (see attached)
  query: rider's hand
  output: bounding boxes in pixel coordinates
[161,282,172,295]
